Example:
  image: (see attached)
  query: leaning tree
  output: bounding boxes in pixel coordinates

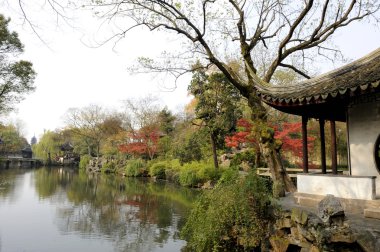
[22,0,380,194]
[81,0,380,194]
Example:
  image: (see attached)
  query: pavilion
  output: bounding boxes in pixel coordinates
[256,48,380,201]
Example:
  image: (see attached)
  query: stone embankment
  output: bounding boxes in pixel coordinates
[85,157,124,173]
[271,195,380,252]
[86,157,103,172]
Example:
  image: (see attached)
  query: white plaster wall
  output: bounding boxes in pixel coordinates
[348,100,380,196]
[297,174,376,200]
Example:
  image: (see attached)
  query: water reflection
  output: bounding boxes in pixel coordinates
[0,168,16,198]
[0,168,30,203]
[0,167,198,252]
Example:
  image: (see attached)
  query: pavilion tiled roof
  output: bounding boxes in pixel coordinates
[256,48,380,106]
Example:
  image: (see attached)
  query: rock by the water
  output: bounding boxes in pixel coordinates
[201,180,214,189]
[271,197,380,252]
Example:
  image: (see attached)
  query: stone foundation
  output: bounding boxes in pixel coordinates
[271,195,380,252]
[271,209,370,251]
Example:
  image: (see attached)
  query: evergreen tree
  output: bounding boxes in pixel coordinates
[189,67,242,168]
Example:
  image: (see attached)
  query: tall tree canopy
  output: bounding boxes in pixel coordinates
[80,0,379,82]
[75,0,379,194]
[64,105,113,157]
[0,122,28,154]
[32,130,63,162]
[0,14,36,114]
[189,67,242,168]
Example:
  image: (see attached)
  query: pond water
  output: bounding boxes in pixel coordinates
[0,167,199,252]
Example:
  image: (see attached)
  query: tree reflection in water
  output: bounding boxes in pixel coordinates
[34,167,198,251]
[0,169,16,198]
[0,168,29,202]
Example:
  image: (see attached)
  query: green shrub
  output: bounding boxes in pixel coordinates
[230,150,256,168]
[216,167,240,187]
[168,159,182,170]
[181,171,277,251]
[101,161,116,173]
[178,161,221,187]
[165,168,180,184]
[146,159,182,182]
[179,166,200,187]
[196,164,221,182]
[79,154,91,170]
[125,159,147,177]
[149,162,166,179]
[161,159,181,183]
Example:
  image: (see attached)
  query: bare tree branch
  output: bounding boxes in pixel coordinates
[279,63,310,79]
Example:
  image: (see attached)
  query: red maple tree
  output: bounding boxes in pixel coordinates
[225,118,256,148]
[226,119,316,161]
[118,126,160,159]
[274,122,315,159]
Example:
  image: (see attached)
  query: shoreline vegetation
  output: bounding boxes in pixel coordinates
[81,155,278,251]
[82,155,225,189]
[80,151,260,189]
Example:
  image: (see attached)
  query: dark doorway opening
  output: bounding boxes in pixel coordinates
[375,134,380,173]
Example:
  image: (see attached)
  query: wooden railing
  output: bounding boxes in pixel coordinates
[256,167,348,178]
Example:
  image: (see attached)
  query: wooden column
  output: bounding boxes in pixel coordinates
[319,119,327,174]
[330,120,338,174]
[302,115,309,173]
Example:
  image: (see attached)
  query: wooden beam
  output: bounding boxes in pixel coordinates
[330,120,338,174]
[319,119,327,174]
[302,116,309,173]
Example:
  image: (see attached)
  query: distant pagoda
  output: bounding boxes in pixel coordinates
[31,135,37,145]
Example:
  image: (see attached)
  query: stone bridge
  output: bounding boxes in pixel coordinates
[0,157,42,169]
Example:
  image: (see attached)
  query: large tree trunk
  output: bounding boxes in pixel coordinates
[210,133,219,169]
[96,141,101,158]
[259,139,296,196]
[249,97,296,196]
[48,152,51,166]
[254,144,261,168]
[87,142,91,156]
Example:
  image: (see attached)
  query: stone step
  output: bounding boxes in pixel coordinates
[296,196,320,208]
[364,208,380,220]
[365,198,380,208]
[294,193,325,208]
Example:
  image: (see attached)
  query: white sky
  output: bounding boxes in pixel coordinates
[1,2,380,143]
[3,2,193,142]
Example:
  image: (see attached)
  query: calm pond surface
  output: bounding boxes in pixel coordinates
[0,167,199,252]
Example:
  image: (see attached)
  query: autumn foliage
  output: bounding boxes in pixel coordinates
[118,126,160,159]
[274,122,315,158]
[226,119,316,159]
[225,119,256,148]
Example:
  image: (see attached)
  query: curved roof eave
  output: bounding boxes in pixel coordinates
[257,47,380,117]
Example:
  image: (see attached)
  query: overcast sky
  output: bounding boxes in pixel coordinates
[1,2,380,143]
[2,1,194,142]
